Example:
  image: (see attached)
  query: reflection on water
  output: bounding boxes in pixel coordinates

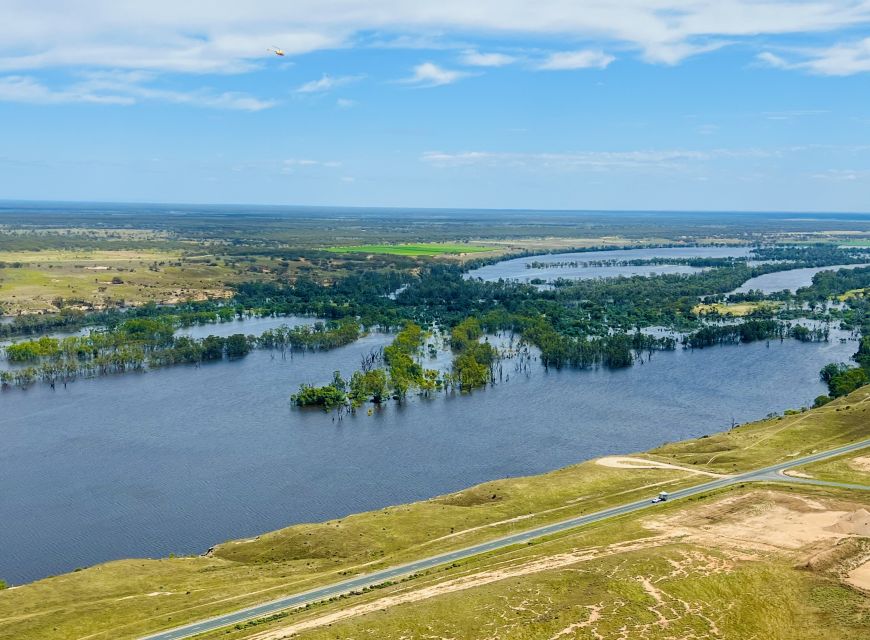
[467,247,751,283]
[732,264,870,294]
[0,330,855,584]
[174,315,316,339]
[0,316,317,367]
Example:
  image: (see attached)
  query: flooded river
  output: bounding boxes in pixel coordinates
[0,327,855,584]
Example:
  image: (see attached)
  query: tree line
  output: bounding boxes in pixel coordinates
[1,317,360,389]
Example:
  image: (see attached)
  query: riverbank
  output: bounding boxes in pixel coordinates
[1,385,868,640]
[0,332,852,585]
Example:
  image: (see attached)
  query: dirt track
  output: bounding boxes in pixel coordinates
[595,456,728,478]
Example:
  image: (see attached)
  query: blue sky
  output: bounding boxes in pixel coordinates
[0,1,869,211]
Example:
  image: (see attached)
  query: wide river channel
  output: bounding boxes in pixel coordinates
[0,250,864,584]
[0,327,856,584]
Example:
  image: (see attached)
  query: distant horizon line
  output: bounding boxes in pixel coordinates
[0,198,869,217]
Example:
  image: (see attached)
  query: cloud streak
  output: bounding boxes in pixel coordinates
[2,1,870,74]
[421,148,777,172]
[758,37,870,75]
[812,169,870,181]
[0,75,134,105]
[0,72,275,110]
[282,158,342,171]
[536,50,614,70]
[460,50,516,67]
[296,74,363,93]
[403,62,470,86]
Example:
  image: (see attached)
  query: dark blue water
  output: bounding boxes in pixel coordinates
[0,330,855,585]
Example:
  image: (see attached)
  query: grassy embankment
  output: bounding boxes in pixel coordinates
[645,385,870,474]
[0,388,868,639]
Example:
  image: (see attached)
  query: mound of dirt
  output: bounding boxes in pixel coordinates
[826,509,870,537]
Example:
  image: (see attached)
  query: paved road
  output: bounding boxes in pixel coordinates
[139,438,870,640]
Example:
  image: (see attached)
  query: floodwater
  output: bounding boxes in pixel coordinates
[467,247,752,283]
[174,315,316,339]
[0,315,317,359]
[0,329,856,584]
[732,264,870,294]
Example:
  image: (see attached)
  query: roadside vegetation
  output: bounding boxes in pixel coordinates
[233,505,870,640]
[792,449,870,485]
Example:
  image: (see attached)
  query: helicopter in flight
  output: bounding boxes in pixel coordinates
[267,46,285,57]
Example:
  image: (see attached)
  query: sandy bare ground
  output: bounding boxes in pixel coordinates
[595,456,728,478]
[244,537,678,640]
[646,491,870,552]
[848,456,870,474]
[782,469,815,479]
[847,558,870,591]
[244,491,870,639]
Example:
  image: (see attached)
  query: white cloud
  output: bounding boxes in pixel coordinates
[155,90,275,111]
[403,62,470,86]
[758,38,870,75]
[762,109,828,120]
[460,49,516,67]
[0,31,335,75]
[282,158,342,172]
[3,2,870,74]
[812,169,870,181]
[537,50,614,70]
[0,75,134,105]
[641,40,730,65]
[363,34,464,51]
[757,51,790,69]
[0,72,274,110]
[796,37,870,75]
[296,74,363,93]
[336,98,356,109]
[421,148,775,171]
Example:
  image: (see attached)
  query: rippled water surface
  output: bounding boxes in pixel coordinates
[0,326,855,584]
[467,246,751,283]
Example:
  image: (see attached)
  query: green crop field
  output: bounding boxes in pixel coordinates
[327,243,496,256]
